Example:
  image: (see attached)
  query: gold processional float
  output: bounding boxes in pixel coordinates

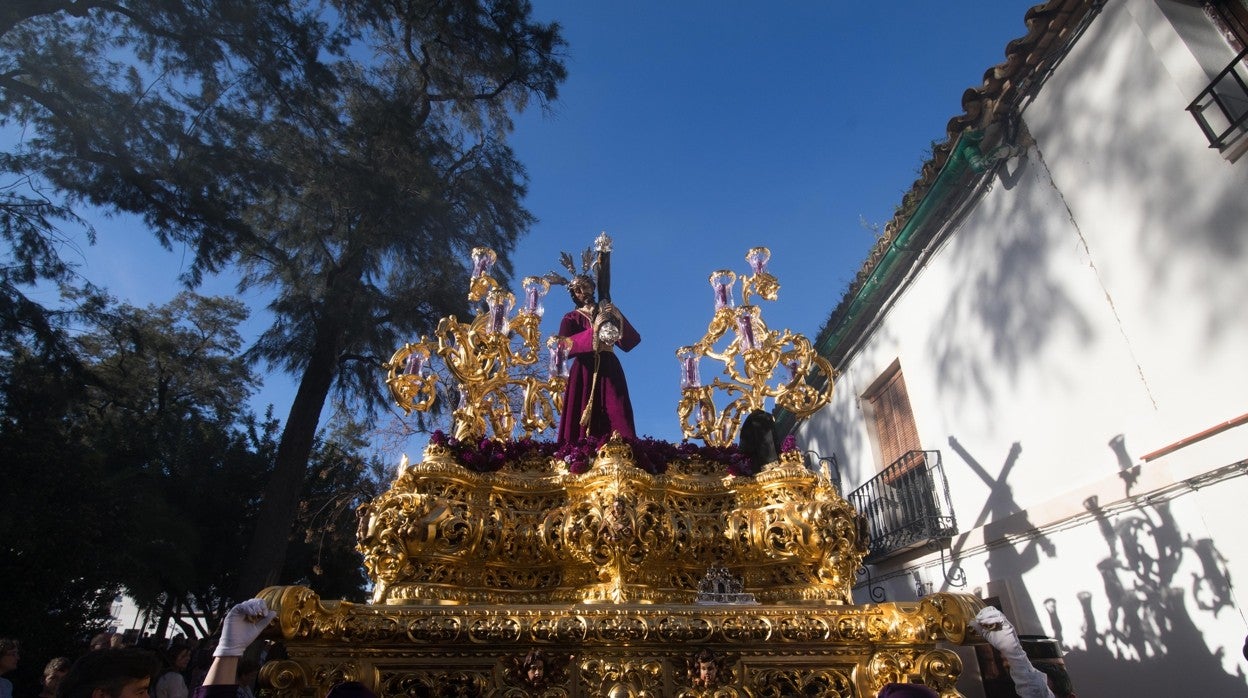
[256,236,985,697]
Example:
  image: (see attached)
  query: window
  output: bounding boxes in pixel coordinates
[1206,0,1248,51]
[865,364,922,473]
[849,364,956,562]
[1165,0,1248,154]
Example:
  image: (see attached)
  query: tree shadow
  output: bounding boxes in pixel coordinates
[1023,0,1248,348]
[978,434,1247,695]
[929,152,1095,408]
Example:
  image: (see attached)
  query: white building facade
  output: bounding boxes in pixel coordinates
[795,1,1248,695]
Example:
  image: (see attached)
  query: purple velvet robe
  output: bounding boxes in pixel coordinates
[556,306,641,445]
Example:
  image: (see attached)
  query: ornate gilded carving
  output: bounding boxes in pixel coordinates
[356,436,864,606]
[677,249,836,446]
[380,668,490,698]
[258,660,305,696]
[577,657,664,698]
[684,649,733,692]
[914,648,964,697]
[747,667,855,698]
[383,248,564,443]
[502,649,574,694]
[258,586,983,697]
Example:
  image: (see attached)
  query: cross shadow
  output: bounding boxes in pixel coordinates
[946,436,1054,632]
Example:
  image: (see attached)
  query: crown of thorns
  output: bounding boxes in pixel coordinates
[543,248,596,287]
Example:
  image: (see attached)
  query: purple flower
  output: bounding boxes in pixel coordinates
[780,434,798,453]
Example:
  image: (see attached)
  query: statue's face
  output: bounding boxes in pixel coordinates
[570,278,594,305]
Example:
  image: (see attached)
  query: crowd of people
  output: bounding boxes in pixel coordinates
[0,603,369,698]
[0,620,272,698]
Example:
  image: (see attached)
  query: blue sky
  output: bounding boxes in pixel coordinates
[32,1,1038,453]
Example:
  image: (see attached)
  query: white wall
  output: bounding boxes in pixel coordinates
[798,0,1248,693]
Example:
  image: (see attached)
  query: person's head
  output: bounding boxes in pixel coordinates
[0,638,18,675]
[692,650,718,687]
[568,275,595,306]
[163,647,190,672]
[42,657,71,693]
[58,649,160,698]
[88,634,113,653]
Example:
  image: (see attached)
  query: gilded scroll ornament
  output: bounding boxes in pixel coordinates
[356,435,864,606]
[677,248,836,446]
[383,248,565,443]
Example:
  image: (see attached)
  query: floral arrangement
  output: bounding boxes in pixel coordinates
[427,430,802,477]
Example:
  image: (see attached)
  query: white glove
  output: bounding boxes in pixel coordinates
[214,599,277,657]
[970,607,1055,698]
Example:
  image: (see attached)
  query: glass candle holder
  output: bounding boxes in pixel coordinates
[486,290,513,334]
[677,346,701,389]
[470,247,497,279]
[785,358,800,382]
[521,276,549,316]
[735,307,758,351]
[547,336,571,378]
[709,270,737,310]
[404,349,429,377]
[745,247,771,276]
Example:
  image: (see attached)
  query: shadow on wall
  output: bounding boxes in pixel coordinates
[953,433,1246,695]
[945,436,1053,633]
[1067,480,1244,695]
[1026,0,1248,347]
[929,153,1095,410]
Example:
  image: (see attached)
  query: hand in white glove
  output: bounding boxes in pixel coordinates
[214,599,277,657]
[970,607,1055,698]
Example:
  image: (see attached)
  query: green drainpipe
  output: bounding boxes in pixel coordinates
[814,129,987,361]
[776,129,993,438]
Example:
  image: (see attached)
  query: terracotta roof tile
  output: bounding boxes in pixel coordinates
[814,0,1101,360]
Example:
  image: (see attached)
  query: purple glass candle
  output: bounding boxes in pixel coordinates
[471,247,496,278]
[710,271,736,310]
[486,292,512,333]
[785,358,800,382]
[746,247,770,275]
[521,276,547,316]
[404,352,427,377]
[678,349,701,389]
[736,312,756,351]
[548,337,569,378]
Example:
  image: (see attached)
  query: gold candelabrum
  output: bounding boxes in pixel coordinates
[384,247,571,442]
[677,247,836,446]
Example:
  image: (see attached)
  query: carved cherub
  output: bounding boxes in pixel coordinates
[599,494,633,542]
[687,649,730,689]
[504,649,572,690]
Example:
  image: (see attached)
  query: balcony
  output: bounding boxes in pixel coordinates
[1187,47,1248,154]
[847,450,957,563]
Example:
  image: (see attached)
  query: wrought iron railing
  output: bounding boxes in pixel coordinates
[847,450,957,563]
[1187,47,1248,150]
